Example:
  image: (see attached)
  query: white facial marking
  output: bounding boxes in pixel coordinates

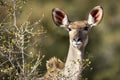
[72,40,82,48]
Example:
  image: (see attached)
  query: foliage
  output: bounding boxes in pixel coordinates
[0,0,45,80]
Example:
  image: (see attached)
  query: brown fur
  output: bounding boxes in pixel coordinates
[69,21,88,29]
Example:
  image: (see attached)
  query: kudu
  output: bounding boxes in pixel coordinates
[43,6,103,80]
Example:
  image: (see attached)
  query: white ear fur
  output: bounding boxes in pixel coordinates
[88,6,103,26]
[52,8,69,28]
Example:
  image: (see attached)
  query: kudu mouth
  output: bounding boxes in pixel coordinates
[72,38,83,49]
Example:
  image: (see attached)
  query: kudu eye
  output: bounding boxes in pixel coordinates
[83,26,89,31]
[68,27,71,31]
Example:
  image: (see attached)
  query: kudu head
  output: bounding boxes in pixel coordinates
[52,6,103,50]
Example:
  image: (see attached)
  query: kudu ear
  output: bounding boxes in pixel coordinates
[88,6,103,26]
[52,8,69,28]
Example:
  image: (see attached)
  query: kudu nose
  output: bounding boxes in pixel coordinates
[72,38,82,47]
[74,38,81,42]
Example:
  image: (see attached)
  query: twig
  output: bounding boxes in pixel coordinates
[12,0,19,32]
[28,53,44,76]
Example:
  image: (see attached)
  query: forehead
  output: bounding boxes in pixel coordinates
[69,21,88,29]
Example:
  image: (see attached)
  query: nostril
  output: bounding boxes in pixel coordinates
[77,38,81,42]
[74,38,81,42]
[73,38,82,46]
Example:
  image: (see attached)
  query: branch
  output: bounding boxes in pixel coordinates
[28,53,44,76]
[12,0,19,32]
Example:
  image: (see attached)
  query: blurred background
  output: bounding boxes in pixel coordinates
[0,0,120,80]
